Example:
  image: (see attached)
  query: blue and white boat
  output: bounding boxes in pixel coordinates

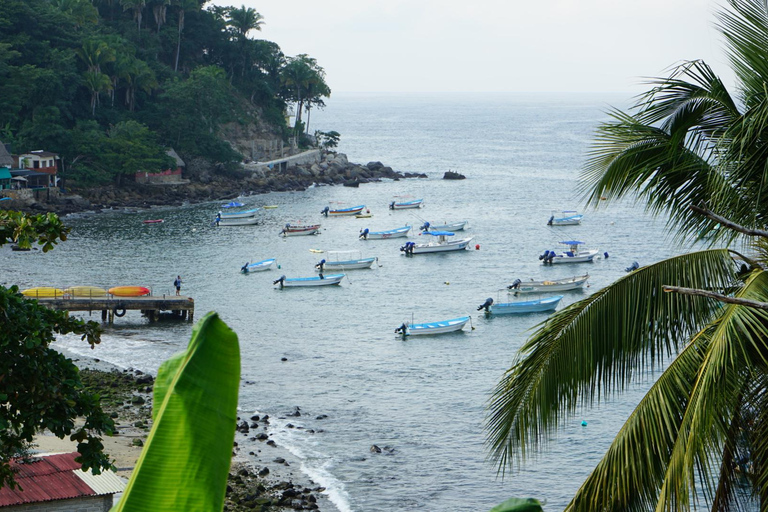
[477,295,563,315]
[420,220,468,232]
[394,316,471,338]
[321,205,366,216]
[508,274,589,293]
[359,226,411,240]
[222,201,245,208]
[540,241,599,264]
[273,274,345,288]
[219,208,260,219]
[241,258,276,273]
[316,251,377,271]
[213,213,259,226]
[547,210,583,226]
[401,231,473,254]
[389,198,423,210]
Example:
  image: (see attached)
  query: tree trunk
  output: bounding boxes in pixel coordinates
[174,11,184,73]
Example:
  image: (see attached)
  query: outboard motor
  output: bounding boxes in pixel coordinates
[420,222,430,231]
[507,279,522,290]
[546,252,556,264]
[625,261,640,273]
[321,206,330,217]
[359,228,369,240]
[477,297,494,312]
[604,252,610,259]
[547,215,554,226]
[539,250,550,261]
[316,259,326,272]
[394,323,408,336]
[273,275,286,289]
[389,201,396,210]
[241,262,250,273]
[214,212,221,226]
[400,241,415,255]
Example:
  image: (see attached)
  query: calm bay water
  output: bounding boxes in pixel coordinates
[3,93,684,511]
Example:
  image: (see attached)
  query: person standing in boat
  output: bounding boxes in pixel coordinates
[174,276,182,296]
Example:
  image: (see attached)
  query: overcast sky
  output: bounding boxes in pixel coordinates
[213,0,736,94]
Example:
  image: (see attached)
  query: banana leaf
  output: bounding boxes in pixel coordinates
[112,312,240,511]
[490,497,544,512]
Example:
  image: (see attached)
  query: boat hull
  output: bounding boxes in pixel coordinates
[361,226,411,239]
[426,221,467,232]
[281,224,320,236]
[324,205,365,216]
[215,217,259,226]
[317,258,375,270]
[390,199,423,210]
[64,286,108,297]
[277,274,345,288]
[405,238,473,254]
[549,250,598,263]
[242,259,276,273]
[509,275,589,293]
[401,316,470,336]
[488,296,563,315]
[109,286,150,297]
[22,287,65,298]
[220,208,260,219]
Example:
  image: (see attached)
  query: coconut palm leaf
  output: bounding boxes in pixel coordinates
[112,312,240,511]
[486,250,737,474]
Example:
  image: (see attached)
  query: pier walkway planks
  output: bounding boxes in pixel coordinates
[33,295,194,323]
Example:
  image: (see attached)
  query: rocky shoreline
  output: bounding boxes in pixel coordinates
[4,152,428,217]
[48,351,333,511]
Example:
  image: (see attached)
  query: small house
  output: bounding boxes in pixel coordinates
[16,151,59,187]
[0,452,125,511]
[135,148,187,184]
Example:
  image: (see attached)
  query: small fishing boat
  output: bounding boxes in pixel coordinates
[321,205,365,216]
[273,274,345,289]
[355,213,373,218]
[241,258,276,273]
[281,223,321,236]
[219,208,260,219]
[420,220,468,232]
[109,286,150,297]
[540,241,599,264]
[400,231,473,254]
[22,287,65,298]
[508,274,590,293]
[64,286,108,297]
[213,214,259,226]
[389,198,423,210]
[222,201,244,208]
[316,251,377,271]
[547,210,583,226]
[394,316,471,338]
[143,219,164,224]
[263,205,278,209]
[477,295,563,315]
[359,226,411,240]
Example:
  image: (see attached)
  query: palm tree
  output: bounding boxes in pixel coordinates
[172,0,199,72]
[226,5,264,42]
[82,71,112,116]
[149,0,170,33]
[486,1,768,510]
[76,39,116,75]
[120,0,146,33]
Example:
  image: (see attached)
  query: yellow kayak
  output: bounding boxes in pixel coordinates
[64,286,108,297]
[263,205,278,209]
[22,287,65,298]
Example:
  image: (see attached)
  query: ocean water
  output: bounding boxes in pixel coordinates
[3,93,684,511]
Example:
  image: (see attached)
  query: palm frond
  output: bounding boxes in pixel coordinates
[486,250,737,474]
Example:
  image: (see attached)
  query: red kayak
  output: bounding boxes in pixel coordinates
[143,219,164,224]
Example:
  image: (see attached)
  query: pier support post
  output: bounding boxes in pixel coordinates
[101,310,107,322]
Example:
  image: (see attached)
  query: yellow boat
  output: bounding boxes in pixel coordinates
[64,286,108,297]
[22,287,65,298]
[108,286,150,297]
[263,205,278,209]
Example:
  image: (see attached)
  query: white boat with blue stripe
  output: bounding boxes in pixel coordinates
[420,220,468,232]
[394,316,471,338]
[321,205,365,216]
[547,210,583,226]
[540,241,599,264]
[508,274,589,293]
[219,208,260,219]
[273,274,345,288]
[240,258,276,273]
[316,251,377,271]
[389,198,423,210]
[401,231,473,254]
[477,295,563,315]
[359,226,411,240]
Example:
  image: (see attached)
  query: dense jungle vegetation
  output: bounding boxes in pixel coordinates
[0,0,330,185]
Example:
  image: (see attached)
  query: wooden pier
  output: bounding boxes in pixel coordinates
[35,295,194,323]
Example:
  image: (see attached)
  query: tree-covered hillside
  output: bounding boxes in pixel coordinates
[0,0,330,185]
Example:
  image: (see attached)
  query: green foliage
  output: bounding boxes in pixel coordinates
[280,54,330,135]
[0,210,114,490]
[315,130,340,149]
[101,120,175,183]
[112,312,240,511]
[489,497,544,512]
[486,1,768,510]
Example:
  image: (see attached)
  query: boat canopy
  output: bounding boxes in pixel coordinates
[222,201,244,208]
[560,240,584,245]
[422,231,455,236]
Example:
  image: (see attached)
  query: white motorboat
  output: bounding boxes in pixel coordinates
[394,316,471,338]
[547,210,583,226]
[419,221,468,232]
[400,231,473,254]
[219,208,260,219]
[241,258,276,273]
[315,251,377,271]
[477,295,563,315]
[273,274,345,288]
[213,215,259,226]
[508,274,589,293]
[280,223,321,236]
[389,198,423,209]
[359,226,411,240]
[540,241,599,264]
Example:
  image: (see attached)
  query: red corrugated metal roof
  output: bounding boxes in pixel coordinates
[0,453,97,507]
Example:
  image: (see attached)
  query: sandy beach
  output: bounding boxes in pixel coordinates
[33,348,333,511]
